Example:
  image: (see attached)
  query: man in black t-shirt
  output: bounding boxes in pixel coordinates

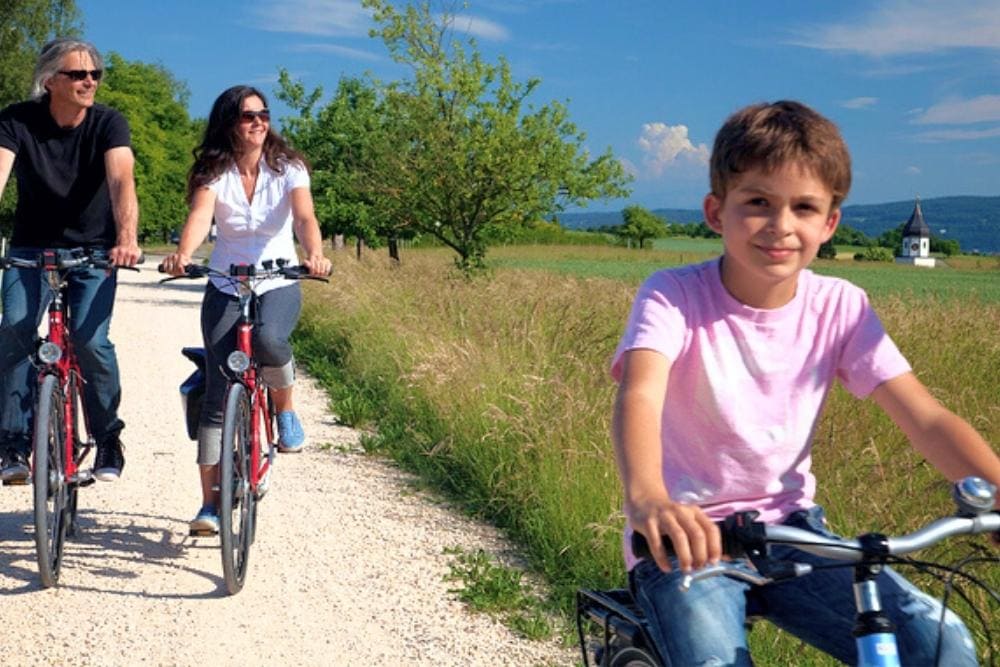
[0,38,141,483]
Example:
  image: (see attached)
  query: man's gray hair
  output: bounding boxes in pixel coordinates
[30,38,104,101]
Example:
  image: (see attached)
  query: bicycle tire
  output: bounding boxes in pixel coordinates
[219,382,255,594]
[33,374,71,588]
[607,646,660,667]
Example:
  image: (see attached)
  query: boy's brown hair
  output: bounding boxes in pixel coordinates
[710,100,852,210]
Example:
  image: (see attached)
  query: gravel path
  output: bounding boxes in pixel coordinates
[0,261,575,666]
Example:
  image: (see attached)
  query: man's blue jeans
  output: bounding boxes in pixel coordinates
[629,506,977,666]
[0,247,124,453]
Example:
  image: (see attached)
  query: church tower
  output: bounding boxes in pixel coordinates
[895,197,936,267]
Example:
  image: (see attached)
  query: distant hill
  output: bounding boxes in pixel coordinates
[559,195,1000,255]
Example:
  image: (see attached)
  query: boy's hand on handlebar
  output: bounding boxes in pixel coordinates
[160,252,191,276]
[302,254,332,277]
[628,497,721,573]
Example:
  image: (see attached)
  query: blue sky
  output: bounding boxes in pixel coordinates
[76,0,1000,212]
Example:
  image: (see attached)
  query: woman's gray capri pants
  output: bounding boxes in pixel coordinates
[196,281,302,464]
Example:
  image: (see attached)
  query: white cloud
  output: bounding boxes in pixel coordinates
[290,43,382,62]
[913,126,1000,142]
[251,0,371,37]
[788,0,1000,57]
[840,97,878,110]
[905,166,922,175]
[442,14,510,42]
[637,123,710,176]
[912,95,1000,124]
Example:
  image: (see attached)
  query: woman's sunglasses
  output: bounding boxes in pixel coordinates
[240,110,271,123]
[58,69,103,82]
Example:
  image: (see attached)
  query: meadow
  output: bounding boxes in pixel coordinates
[294,244,999,664]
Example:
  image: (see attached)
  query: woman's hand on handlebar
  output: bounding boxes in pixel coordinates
[627,496,722,574]
[302,253,332,277]
[159,252,191,276]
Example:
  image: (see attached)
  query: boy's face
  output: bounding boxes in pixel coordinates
[704,162,840,309]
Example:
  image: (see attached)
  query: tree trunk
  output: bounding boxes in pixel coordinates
[355,237,365,260]
[333,234,345,250]
[388,237,400,265]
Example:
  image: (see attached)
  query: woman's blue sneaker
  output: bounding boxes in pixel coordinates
[277,411,306,453]
[189,506,219,535]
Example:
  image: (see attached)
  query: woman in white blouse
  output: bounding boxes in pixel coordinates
[162,85,331,534]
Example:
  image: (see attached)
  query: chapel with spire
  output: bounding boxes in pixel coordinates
[895,197,936,268]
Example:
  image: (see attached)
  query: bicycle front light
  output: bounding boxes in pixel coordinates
[38,342,63,364]
[227,351,250,373]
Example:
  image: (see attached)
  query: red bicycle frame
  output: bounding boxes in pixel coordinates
[231,269,275,497]
[37,250,93,483]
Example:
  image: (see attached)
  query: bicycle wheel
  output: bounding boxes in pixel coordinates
[219,382,255,594]
[33,374,71,588]
[607,646,660,667]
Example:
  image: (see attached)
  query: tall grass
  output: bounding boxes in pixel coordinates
[295,246,999,664]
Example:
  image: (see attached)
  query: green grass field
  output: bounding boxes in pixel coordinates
[294,243,999,665]
[490,244,1000,302]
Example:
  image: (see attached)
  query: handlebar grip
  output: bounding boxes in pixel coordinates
[631,512,766,561]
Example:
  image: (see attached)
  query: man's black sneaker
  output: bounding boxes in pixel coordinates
[0,449,30,483]
[93,438,125,482]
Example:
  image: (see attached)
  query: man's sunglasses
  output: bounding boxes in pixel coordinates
[58,69,103,82]
[240,110,270,123]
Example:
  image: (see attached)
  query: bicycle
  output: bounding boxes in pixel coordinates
[0,249,140,588]
[577,476,1000,667]
[159,259,327,594]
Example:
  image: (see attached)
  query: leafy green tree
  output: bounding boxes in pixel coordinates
[97,53,199,243]
[830,223,870,247]
[0,0,81,235]
[817,239,837,259]
[618,205,668,249]
[0,0,79,107]
[277,72,406,257]
[876,223,905,250]
[930,237,960,256]
[360,0,631,273]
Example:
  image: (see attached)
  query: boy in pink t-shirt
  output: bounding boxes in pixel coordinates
[612,100,1000,666]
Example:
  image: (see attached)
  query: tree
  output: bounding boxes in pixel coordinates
[0,0,80,107]
[618,205,668,249]
[360,0,632,273]
[817,239,837,259]
[876,223,904,251]
[930,237,960,256]
[0,0,81,235]
[277,72,406,257]
[97,53,200,243]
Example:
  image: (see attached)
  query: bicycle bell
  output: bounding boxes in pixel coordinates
[951,476,997,516]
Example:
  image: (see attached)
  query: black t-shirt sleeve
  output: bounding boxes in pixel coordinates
[0,106,21,153]
[100,108,131,152]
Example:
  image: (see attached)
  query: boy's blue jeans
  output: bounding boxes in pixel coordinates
[0,247,124,452]
[629,506,977,666]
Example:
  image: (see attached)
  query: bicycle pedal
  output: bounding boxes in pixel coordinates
[2,477,29,486]
[72,470,95,485]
